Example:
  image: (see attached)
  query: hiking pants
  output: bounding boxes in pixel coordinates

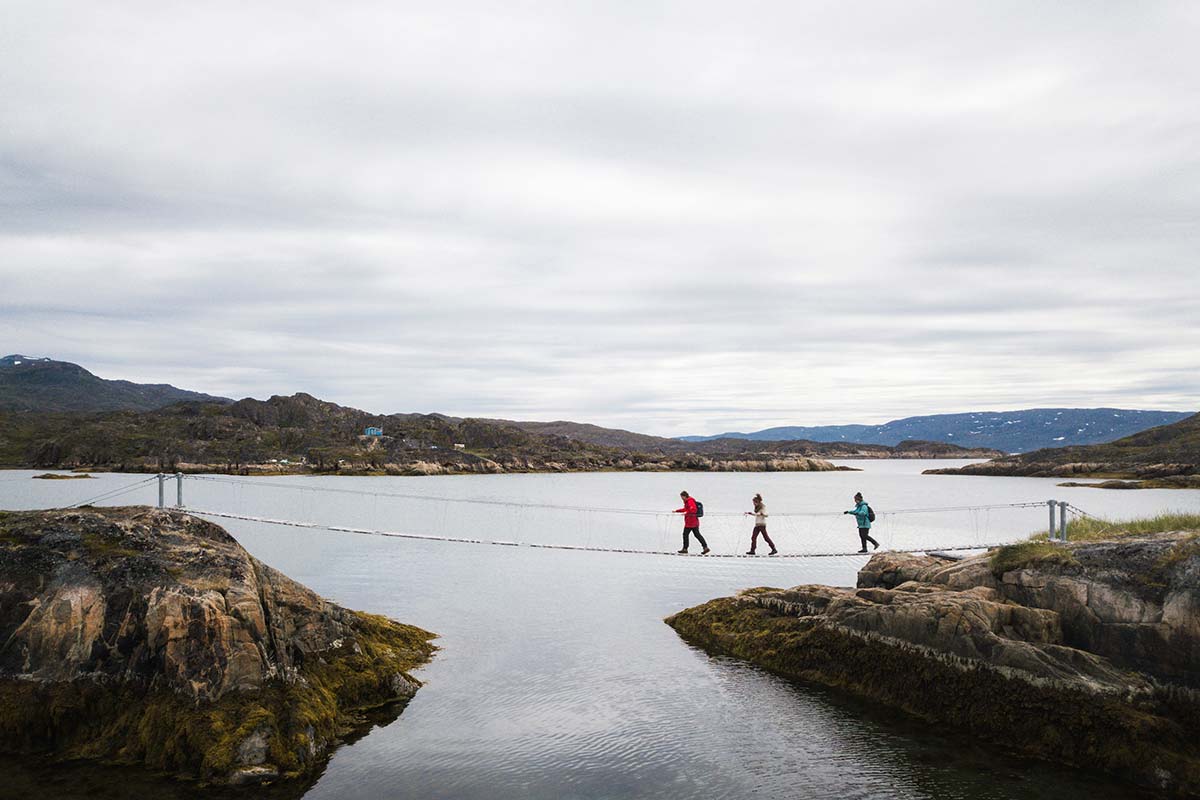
[750,525,775,553]
[683,527,707,550]
[859,527,879,550]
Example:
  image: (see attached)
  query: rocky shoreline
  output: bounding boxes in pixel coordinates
[7,455,848,477]
[925,460,1198,482]
[0,507,435,786]
[667,534,1200,795]
[1057,477,1200,490]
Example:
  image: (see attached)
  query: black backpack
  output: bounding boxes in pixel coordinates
[867,505,876,523]
[694,500,705,518]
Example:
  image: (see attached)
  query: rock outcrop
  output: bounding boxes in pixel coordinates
[0,507,435,785]
[667,533,1200,795]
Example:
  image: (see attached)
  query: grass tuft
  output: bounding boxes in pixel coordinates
[990,540,1078,575]
[1031,513,1200,543]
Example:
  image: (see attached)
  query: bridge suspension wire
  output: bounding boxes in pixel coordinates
[186,508,1029,559]
[1062,503,1102,521]
[186,474,667,516]
[63,476,159,510]
[179,475,1045,519]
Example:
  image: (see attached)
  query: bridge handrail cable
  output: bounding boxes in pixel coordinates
[181,475,1046,518]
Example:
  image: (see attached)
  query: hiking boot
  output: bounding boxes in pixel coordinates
[677,549,688,554]
[873,541,880,550]
[857,549,869,554]
[701,548,711,555]
[745,550,756,555]
[768,549,778,556]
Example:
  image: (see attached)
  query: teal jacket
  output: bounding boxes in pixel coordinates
[846,501,871,528]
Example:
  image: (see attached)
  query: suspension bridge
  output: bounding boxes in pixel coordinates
[48,472,1094,560]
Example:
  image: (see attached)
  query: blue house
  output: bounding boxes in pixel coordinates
[364,426,384,437]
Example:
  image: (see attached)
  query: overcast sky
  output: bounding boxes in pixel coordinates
[2,2,1197,436]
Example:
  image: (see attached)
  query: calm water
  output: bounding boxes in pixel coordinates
[2,462,1197,799]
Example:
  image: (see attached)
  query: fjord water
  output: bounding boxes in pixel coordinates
[3,462,1198,799]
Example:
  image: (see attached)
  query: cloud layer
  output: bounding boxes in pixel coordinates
[3,1,1197,435]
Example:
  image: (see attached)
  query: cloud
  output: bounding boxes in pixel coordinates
[2,1,1197,435]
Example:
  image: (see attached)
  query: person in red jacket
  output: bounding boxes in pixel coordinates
[674,491,709,554]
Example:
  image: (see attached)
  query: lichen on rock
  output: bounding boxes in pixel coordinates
[0,507,435,785]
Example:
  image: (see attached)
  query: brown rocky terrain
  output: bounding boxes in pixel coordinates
[0,507,434,786]
[667,533,1200,795]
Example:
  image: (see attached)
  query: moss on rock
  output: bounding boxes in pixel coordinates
[990,540,1079,575]
[0,507,435,785]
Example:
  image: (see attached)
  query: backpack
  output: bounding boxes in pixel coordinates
[694,500,704,518]
[867,505,876,523]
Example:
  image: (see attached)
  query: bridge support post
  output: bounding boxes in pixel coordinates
[1048,500,1058,541]
[176,472,184,508]
[157,473,165,509]
[1060,501,1068,542]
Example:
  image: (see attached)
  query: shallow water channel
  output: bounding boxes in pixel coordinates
[3,462,1198,799]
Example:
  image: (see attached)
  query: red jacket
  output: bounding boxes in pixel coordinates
[675,497,699,527]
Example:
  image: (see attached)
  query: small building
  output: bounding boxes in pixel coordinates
[364,426,384,437]
[453,443,466,450]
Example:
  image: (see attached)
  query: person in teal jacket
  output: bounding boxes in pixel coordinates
[844,492,879,553]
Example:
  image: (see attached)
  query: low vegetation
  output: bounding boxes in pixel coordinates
[991,513,1200,576]
[1037,512,1200,543]
[990,540,1079,574]
[993,515,1200,578]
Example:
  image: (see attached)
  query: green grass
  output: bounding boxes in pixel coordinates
[1032,513,1200,543]
[991,541,1079,575]
[992,513,1200,574]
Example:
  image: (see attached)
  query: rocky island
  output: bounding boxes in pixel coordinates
[667,531,1200,795]
[0,507,435,786]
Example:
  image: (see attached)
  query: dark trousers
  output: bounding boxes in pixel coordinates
[859,527,879,551]
[750,525,775,552]
[682,527,707,550]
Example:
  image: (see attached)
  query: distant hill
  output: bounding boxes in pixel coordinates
[0,393,618,473]
[680,408,1194,453]
[0,355,230,413]
[924,412,1200,483]
[489,419,688,451]
[0,394,846,474]
[0,357,1004,472]
[485,419,1002,460]
[0,393,1001,475]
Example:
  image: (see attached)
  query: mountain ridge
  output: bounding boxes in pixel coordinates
[0,355,231,413]
[923,411,1200,484]
[679,408,1194,453]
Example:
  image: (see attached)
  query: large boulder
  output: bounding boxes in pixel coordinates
[668,533,1200,795]
[0,507,435,785]
[858,534,1200,686]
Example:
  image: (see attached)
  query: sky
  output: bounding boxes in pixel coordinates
[2,1,1198,437]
